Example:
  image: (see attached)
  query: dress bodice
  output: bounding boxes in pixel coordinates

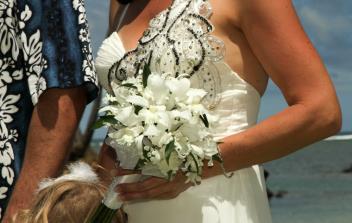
[95,0,261,140]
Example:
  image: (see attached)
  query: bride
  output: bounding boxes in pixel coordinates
[95,0,341,222]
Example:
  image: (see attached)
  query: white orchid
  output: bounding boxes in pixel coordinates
[98,65,221,184]
[145,73,170,105]
[165,76,191,101]
[156,151,182,176]
[108,126,144,147]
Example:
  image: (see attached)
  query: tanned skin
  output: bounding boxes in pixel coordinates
[3,88,87,222]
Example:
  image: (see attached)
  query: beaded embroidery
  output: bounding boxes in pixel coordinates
[108,0,225,109]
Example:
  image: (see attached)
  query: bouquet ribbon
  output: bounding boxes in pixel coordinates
[103,174,142,209]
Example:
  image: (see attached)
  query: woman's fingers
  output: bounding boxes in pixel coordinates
[119,184,171,201]
[117,174,192,201]
[117,177,167,194]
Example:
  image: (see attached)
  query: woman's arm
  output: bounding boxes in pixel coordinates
[216,0,341,172]
[113,0,342,201]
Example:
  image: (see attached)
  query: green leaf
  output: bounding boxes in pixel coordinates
[142,62,152,88]
[121,83,137,89]
[165,140,175,164]
[110,101,119,106]
[212,154,224,164]
[199,114,209,128]
[167,170,174,181]
[190,153,200,175]
[134,159,145,170]
[92,115,118,129]
[134,105,143,115]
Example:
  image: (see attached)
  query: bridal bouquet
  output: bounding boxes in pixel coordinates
[88,64,222,222]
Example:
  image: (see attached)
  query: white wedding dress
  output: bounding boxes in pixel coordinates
[95,0,272,222]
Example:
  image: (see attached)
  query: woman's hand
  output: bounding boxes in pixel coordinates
[116,172,192,201]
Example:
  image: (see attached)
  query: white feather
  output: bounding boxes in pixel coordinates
[38,162,99,191]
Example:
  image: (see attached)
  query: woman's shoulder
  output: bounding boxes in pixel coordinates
[215,0,295,29]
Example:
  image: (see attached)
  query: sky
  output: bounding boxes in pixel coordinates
[83,0,351,136]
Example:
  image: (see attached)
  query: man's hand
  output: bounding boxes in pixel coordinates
[2,88,87,222]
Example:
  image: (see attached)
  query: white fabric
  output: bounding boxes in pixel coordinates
[95,32,125,95]
[95,0,272,221]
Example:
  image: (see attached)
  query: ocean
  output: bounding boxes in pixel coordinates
[264,135,352,223]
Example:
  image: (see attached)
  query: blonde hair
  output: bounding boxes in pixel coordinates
[12,179,106,223]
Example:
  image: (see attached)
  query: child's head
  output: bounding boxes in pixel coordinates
[12,162,107,223]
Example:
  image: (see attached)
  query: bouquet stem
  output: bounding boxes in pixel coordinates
[87,174,141,223]
[87,203,117,223]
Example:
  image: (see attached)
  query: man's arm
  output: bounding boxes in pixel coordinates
[2,88,87,222]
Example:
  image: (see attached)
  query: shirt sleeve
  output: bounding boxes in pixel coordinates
[22,0,99,105]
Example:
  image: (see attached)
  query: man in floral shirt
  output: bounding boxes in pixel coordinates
[0,0,98,221]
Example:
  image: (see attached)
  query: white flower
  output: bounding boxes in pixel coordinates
[145,73,169,105]
[114,106,140,127]
[143,124,160,137]
[126,95,149,108]
[19,5,32,29]
[0,58,12,87]
[0,187,8,199]
[0,14,19,58]
[27,74,47,105]
[165,77,191,102]
[108,126,143,147]
[111,82,132,105]
[0,141,14,166]
[185,88,207,104]
[189,144,205,159]
[72,0,87,24]
[1,166,14,185]
[150,150,161,164]
[21,30,44,73]
[170,110,192,123]
[139,106,172,130]
[185,172,202,184]
[156,151,182,176]
[173,132,191,159]
[0,86,20,128]
[178,123,208,142]
[100,69,220,183]
[79,28,89,42]
[83,57,95,79]
[149,131,173,148]
[194,137,219,158]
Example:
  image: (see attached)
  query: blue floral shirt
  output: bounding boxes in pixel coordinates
[0,0,98,217]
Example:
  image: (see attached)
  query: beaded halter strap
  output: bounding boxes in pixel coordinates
[109,0,225,109]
